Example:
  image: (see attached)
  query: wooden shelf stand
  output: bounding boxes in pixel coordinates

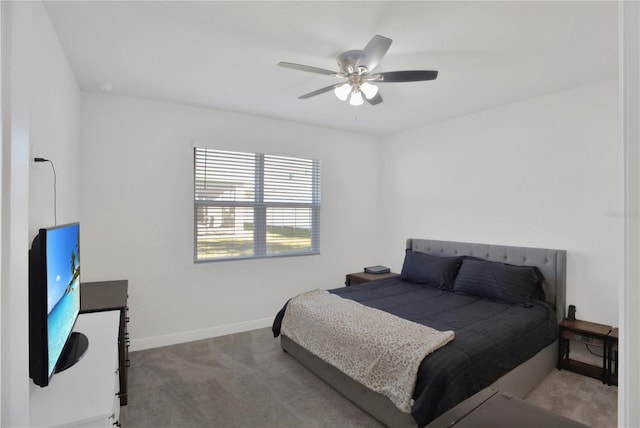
[558,319,611,383]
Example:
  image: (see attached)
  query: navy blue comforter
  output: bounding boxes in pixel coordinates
[272,277,558,427]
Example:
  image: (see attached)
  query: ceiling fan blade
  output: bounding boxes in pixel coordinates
[379,70,438,82]
[278,62,338,76]
[356,35,392,72]
[298,84,339,99]
[366,93,383,105]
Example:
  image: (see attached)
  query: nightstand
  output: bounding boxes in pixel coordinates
[558,319,611,383]
[345,271,399,286]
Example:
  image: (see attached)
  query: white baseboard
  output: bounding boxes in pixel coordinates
[129,317,274,352]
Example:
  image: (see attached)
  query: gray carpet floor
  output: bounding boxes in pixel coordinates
[119,327,617,427]
[526,369,617,428]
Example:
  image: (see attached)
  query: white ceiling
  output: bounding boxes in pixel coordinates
[43,1,618,137]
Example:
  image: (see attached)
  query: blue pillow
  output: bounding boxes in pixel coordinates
[400,250,462,289]
[453,258,545,305]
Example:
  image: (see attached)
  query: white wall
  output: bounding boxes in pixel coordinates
[79,93,380,349]
[1,1,80,424]
[1,2,32,425]
[378,79,622,327]
[29,2,81,236]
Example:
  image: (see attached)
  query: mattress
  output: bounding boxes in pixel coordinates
[272,277,558,426]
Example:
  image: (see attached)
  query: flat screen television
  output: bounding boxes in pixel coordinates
[29,222,88,387]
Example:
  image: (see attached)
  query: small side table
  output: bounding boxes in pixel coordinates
[606,327,618,386]
[558,319,611,383]
[345,271,399,286]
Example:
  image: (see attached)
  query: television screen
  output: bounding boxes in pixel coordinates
[30,222,86,387]
[45,223,80,378]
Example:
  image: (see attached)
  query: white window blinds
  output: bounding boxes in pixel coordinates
[194,148,321,261]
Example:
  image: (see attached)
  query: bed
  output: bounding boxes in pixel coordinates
[272,239,566,427]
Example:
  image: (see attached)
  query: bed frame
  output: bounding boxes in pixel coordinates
[281,238,567,427]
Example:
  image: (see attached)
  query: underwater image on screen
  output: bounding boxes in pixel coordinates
[46,224,80,377]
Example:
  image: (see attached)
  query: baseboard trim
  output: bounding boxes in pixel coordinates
[130,317,273,351]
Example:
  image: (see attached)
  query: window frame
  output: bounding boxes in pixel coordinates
[193,148,321,262]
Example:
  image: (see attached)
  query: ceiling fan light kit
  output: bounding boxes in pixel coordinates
[334,83,351,101]
[349,90,364,106]
[360,82,379,99]
[278,35,438,106]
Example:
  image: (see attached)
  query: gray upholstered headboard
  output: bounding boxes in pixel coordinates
[406,238,567,323]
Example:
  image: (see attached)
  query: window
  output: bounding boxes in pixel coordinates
[194,148,321,261]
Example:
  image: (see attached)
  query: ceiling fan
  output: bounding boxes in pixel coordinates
[278,35,438,106]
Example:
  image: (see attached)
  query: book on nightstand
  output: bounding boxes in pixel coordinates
[364,265,391,274]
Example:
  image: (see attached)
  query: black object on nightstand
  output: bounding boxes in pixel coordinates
[80,280,129,406]
[364,265,391,274]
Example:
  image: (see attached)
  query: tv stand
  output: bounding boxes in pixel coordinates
[30,311,120,427]
[54,331,89,374]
